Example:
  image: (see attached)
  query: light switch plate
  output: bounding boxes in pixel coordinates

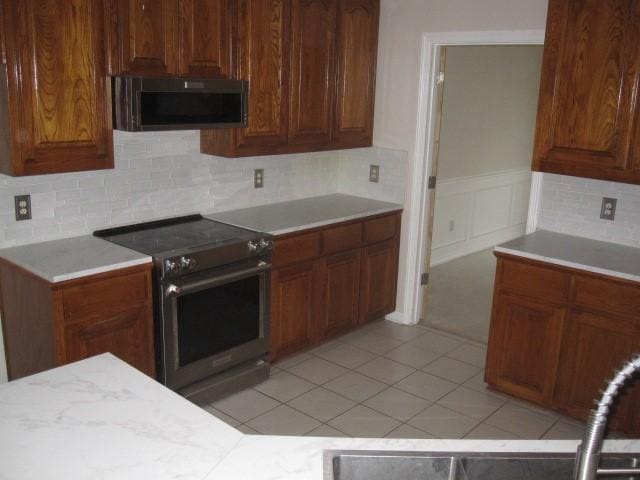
[369,165,379,183]
[600,197,617,221]
[254,169,264,188]
[14,194,31,221]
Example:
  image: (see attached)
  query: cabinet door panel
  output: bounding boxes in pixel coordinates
[64,305,155,376]
[554,310,640,433]
[533,0,640,182]
[333,0,378,147]
[486,294,565,405]
[317,250,361,340]
[180,0,229,77]
[270,262,317,360]
[288,0,337,145]
[1,0,113,175]
[359,239,398,324]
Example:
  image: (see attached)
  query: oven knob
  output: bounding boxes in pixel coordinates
[165,259,178,273]
[247,240,259,252]
[180,256,196,270]
[259,238,272,250]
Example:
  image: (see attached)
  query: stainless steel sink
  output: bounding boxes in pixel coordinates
[323,451,640,480]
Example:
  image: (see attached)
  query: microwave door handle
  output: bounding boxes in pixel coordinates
[165,262,271,297]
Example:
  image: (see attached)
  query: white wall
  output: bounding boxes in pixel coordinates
[538,174,640,247]
[373,0,549,322]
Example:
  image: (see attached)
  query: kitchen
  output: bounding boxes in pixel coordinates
[1,0,640,479]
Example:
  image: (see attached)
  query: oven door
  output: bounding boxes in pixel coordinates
[160,259,270,390]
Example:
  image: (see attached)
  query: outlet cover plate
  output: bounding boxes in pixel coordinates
[600,197,617,221]
[369,165,379,183]
[14,194,32,221]
[254,169,264,188]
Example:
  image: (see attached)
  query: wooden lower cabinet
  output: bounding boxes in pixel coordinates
[0,262,155,379]
[486,254,640,435]
[269,211,401,362]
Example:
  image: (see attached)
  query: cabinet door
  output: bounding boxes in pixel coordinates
[332,0,378,148]
[553,310,640,434]
[485,293,566,405]
[317,250,361,340]
[533,0,640,184]
[288,0,337,146]
[0,0,113,176]
[359,239,398,324]
[270,261,318,361]
[179,0,229,77]
[63,305,155,376]
[108,0,179,75]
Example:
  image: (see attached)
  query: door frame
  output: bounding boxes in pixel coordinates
[393,29,545,326]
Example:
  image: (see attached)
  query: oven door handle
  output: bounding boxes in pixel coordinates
[164,261,271,297]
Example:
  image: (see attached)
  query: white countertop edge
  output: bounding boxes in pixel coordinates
[43,256,153,283]
[494,246,640,283]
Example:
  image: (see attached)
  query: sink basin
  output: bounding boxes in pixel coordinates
[323,451,640,480]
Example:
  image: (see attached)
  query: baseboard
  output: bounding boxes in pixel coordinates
[385,310,416,326]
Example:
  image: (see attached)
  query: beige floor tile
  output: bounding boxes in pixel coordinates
[201,405,241,427]
[462,370,487,392]
[394,371,457,402]
[437,386,506,420]
[246,405,320,435]
[407,331,464,355]
[464,423,520,439]
[363,387,431,421]
[355,357,416,385]
[314,342,377,369]
[307,424,349,437]
[236,424,259,434]
[542,420,585,440]
[408,404,480,439]
[274,352,313,370]
[324,371,387,402]
[212,389,280,423]
[384,344,442,369]
[286,357,348,385]
[485,402,557,439]
[307,339,345,357]
[288,387,356,422]
[369,321,426,341]
[386,424,436,439]
[446,343,487,368]
[341,331,405,354]
[422,356,480,383]
[253,371,315,402]
[328,405,401,437]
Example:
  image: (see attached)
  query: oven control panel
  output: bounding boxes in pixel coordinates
[247,238,273,254]
[165,256,197,275]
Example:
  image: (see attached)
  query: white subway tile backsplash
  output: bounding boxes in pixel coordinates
[0,131,407,249]
[538,173,640,247]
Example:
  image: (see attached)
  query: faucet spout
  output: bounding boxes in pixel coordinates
[574,353,640,480]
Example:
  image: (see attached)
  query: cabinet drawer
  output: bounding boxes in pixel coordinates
[363,214,398,244]
[273,232,321,268]
[573,274,640,318]
[322,223,362,255]
[62,271,151,323]
[498,257,570,303]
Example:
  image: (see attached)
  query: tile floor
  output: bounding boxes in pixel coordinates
[202,320,588,440]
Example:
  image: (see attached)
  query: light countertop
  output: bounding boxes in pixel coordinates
[1,354,639,480]
[0,235,151,283]
[206,194,403,236]
[495,230,640,283]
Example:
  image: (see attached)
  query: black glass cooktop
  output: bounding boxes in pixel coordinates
[94,214,260,255]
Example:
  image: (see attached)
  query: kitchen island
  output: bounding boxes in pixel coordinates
[1,354,639,479]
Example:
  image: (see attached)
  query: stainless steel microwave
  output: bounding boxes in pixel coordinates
[112,76,248,131]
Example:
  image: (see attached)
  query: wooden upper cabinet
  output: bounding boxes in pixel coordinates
[179,0,230,77]
[0,0,113,176]
[288,0,337,146]
[532,0,640,185]
[332,0,379,148]
[107,0,179,75]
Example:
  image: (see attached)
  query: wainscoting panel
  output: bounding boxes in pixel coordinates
[431,169,532,266]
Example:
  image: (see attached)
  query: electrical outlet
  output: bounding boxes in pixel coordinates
[14,195,31,221]
[600,197,617,221]
[254,169,264,188]
[369,165,379,183]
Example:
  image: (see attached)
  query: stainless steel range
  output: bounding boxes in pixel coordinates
[94,214,272,403]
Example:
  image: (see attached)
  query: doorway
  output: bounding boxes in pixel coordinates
[418,43,544,343]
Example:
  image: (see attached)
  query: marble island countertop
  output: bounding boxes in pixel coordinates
[2,354,639,480]
[495,230,640,283]
[206,194,403,236]
[0,235,151,283]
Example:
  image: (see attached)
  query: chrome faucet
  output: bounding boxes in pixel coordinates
[574,353,640,480]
